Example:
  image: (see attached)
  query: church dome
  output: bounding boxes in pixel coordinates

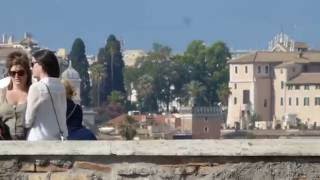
[61,61,80,80]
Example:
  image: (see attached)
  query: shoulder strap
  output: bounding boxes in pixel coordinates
[0,89,7,103]
[42,82,64,141]
[67,103,78,120]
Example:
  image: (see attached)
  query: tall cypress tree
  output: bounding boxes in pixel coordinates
[70,38,91,106]
[101,35,125,103]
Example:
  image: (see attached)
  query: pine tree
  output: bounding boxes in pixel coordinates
[70,38,91,106]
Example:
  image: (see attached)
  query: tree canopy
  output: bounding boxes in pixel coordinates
[124,41,231,112]
[70,38,91,106]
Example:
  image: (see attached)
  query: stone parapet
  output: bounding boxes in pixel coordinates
[1,139,320,156]
[1,139,320,179]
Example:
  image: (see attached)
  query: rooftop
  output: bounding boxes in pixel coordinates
[228,51,320,64]
[287,73,320,85]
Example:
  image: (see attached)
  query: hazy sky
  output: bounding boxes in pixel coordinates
[0,0,319,54]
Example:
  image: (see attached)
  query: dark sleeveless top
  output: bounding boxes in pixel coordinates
[0,89,27,140]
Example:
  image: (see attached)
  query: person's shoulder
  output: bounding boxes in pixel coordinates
[30,81,42,89]
[29,81,47,93]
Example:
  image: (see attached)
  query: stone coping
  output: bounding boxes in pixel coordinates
[0,139,319,156]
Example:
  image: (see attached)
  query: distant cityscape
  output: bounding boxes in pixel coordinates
[1,31,320,140]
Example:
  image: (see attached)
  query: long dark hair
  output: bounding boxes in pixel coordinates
[6,51,32,90]
[33,49,60,78]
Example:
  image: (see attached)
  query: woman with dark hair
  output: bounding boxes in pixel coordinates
[25,50,68,141]
[0,51,32,140]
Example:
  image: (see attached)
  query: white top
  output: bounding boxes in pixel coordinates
[25,77,68,141]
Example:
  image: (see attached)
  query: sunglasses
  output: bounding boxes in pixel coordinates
[31,62,38,67]
[9,70,26,77]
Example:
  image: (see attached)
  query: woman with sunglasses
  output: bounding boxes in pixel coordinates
[25,50,68,141]
[0,51,32,140]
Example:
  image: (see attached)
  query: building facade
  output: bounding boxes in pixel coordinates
[227,33,320,129]
[179,106,224,139]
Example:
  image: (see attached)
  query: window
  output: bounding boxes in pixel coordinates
[265,66,269,73]
[243,90,250,104]
[288,98,292,106]
[295,85,300,90]
[304,85,310,90]
[296,97,299,106]
[281,81,284,89]
[292,67,296,72]
[245,66,248,73]
[235,66,238,74]
[234,97,237,105]
[280,97,284,106]
[257,66,261,73]
[304,97,310,106]
[234,83,237,89]
[204,117,208,122]
[316,85,320,89]
[264,99,267,107]
[288,85,293,90]
[204,127,209,133]
[315,97,320,106]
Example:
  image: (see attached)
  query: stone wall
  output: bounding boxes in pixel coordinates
[1,140,320,179]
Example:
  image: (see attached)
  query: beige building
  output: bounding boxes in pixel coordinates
[227,33,320,129]
[122,49,146,66]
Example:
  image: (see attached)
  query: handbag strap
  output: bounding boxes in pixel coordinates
[42,82,64,140]
[67,103,77,120]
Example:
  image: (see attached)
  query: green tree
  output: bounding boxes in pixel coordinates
[119,116,138,140]
[102,35,125,102]
[135,74,158,112]
[70,38,91,106]
[205,41,231,103]
[89,62,105,107]
[151,42,172,60]
[108,90,124,104]
[217,83,231,106]
[183,80,207,106]
[178,40,231,106]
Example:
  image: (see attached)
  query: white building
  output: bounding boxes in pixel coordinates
[122,49,147,66]
[61,61,81,104]
[0,33,40,78]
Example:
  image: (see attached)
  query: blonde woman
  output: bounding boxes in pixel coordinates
[62,80,96,140]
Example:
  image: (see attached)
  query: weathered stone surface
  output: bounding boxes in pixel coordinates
[50,172,107,180]
[72,174,94,180]
[27,173,50,180]
[117,163,157,177]
[0,141,111,155]
[5,140,320,179]
[158,166,175,179]
[7,160,320,179]
[50,172,72,180]
[2,139,320,156]
[20,162,35,172]
[0,159,19,179]
[74,161,111,172]
[36,164,69,172]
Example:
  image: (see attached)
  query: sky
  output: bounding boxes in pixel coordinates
[0,0,319,55]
